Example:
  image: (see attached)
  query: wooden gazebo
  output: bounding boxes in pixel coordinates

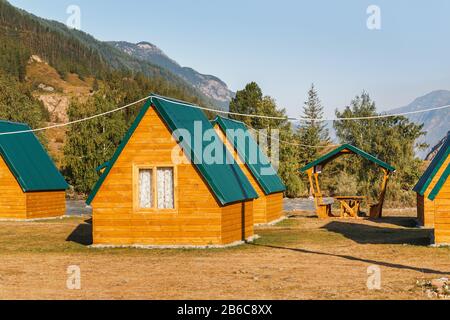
[299,144,395,219]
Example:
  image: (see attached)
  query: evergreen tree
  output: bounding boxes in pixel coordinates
[229,82,263,125]
[333,92,426,205]
[230,82,304,197]
[63,90,128,194]
[0,74,47,129]
[297,84,329,166]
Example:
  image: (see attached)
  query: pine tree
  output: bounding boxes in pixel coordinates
[297,84,329,166]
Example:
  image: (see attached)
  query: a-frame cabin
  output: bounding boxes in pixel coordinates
[86,95,258,246]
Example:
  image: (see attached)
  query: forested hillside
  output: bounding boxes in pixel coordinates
[0,0,212,103]
[0,0,105,79]
[0,0,214,196]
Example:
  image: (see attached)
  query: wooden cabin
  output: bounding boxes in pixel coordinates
[300,144,395,219]
[212,116,286,225]
[86,95,258,247]
[414,137,449,229]
[0,121,68,219]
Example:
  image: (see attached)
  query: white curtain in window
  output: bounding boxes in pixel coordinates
[157,168,174,209]
[139,169,152,208]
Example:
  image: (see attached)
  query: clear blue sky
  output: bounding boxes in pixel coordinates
[9,0,450,117]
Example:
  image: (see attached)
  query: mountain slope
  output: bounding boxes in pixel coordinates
[0,0,216,107]
[425,131,449,161]
[389,90,450,159]
[109,41,234,110]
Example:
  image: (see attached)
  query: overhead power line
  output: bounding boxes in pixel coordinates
[246,126,341,148]
[154,95,450,122]
[0,95,448,137]
[0,96,152,136]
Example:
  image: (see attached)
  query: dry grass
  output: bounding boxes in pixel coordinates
[0,209,448,300]
[26,61,93,96]
[26,60,95,164]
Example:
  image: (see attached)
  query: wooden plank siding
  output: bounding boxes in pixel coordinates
[91,106,254,246]
[26,191,66,219]
[265,192,284,222]
[433,179,450,244]
[0,156,65,219]
[221,201,254,244]
[419,156,450,228]
[0,156,27,218]
[214,125,284,224]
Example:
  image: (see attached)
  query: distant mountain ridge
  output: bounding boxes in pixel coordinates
[0,0,225,109]
[294,90,450,159]
[109,41,234,110]
[389,90,450,159]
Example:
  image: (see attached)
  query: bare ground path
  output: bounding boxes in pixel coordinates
[0,205,448,300]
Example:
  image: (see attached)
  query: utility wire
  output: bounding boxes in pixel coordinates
[246,126,341,148]
[154,95,450,122]
[0,96,152,136]
[0,95,448,138]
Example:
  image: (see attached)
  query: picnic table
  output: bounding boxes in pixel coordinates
[334,196,366,218]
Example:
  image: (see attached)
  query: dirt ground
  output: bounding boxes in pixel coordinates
[0,208,448,300]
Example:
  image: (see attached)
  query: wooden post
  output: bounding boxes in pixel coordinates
[307,167,331,218]
[370,169,390,218]
[307,169,317,207]
[313,172,322,200]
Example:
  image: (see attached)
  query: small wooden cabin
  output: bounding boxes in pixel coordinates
[0,121,68,219]
[212,116,286,225]
[86,95,258,247]
[414,137,449,229]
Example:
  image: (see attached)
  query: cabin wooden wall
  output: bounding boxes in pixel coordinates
[221,200,254,244]
[420,195,435,227]
[419,156,450,228]
[26,191,66,219]
[0,154,66,219]
[266,192,284,223]
[0,156,26,219]
[214,125,285,225]
[92,106,254,246]
[433,177,450,244]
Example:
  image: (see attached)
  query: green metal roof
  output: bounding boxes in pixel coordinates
[414,137,449,196]
[0,121,68,192]
[299,144,396,172]
[428,163,450,201]
[212,116,286,195]
[86,95,258,206]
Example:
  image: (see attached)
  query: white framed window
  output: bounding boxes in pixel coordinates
[134,165,177,212]
[138,169,153,208]
[157,168,174,209]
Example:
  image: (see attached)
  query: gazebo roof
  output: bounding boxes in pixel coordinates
[299,144,395,172]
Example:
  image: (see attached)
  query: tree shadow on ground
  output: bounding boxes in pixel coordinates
[250,242,449,275]
[321,220,432,245]
[369,216,420,228]
[66,218,93,246]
